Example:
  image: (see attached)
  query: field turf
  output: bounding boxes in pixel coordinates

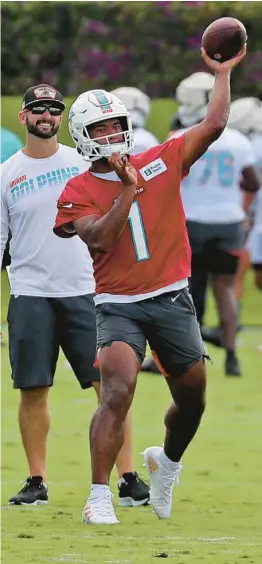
[1,269,262,563]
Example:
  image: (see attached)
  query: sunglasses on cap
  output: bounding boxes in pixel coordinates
[29,105,63,116]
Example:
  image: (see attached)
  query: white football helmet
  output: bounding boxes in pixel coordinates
[176,72,215,127]
[228,97,262,135]
[111,87,151,128]
[68,89,134,161]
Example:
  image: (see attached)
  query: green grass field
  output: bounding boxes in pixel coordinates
[1,269,262,564]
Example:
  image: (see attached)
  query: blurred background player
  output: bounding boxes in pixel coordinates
[169,73,216,339]
[111,86,159,154]
[1,126,23,163]
[167,72,215,139]
[229,97,262,292]
[1,127,23,274]
[1,84,149,508]
[200,97,262,347]
[143,72,260,377]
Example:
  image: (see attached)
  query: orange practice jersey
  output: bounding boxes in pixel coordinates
[54,136,191,295]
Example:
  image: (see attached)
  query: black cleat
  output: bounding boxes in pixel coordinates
[141,357,161,374]
[201,326,223,348]
[118,472,150,507]
[225,353,242,377]
[8,476,48,506]
[201,325,242,349]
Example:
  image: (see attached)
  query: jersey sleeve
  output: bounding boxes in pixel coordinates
[159,134,189,179]
[53,177,102,239]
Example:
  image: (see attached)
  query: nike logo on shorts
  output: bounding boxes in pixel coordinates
[170,292,181,303]
[61,203,73,208]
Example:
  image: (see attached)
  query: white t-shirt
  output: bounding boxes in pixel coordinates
[132,128,159,155]
[173,127,256,223]
[1,144,95,297]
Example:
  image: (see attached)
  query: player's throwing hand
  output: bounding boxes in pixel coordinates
[108,153,137,189]
[201,44,247,74]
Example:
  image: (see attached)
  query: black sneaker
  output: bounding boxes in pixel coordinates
[8,476,48,506]
[118,472,150,507]
[225,353,242,377]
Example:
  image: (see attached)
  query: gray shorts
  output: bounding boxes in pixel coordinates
[95,287,207,378]
[8,294,100,390]
[187,221,245,275]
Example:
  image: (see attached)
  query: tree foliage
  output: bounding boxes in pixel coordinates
[2,1,262,98]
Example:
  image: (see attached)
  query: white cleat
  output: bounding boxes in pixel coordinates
[82,490,119,525]
[142,446,182,519]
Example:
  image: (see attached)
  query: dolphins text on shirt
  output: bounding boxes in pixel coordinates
[9,167,80,202]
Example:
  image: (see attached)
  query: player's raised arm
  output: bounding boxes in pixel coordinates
[74,154,137,252]
[182,45,247,171]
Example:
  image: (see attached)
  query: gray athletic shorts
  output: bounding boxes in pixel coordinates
[95,287,207,378]
[187,221,245,275]
[7,294,100,390]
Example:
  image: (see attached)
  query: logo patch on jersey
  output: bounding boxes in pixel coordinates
[139,158,167,181]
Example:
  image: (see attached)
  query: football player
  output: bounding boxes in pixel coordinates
[54,47,246,524]
[229,97,262,291]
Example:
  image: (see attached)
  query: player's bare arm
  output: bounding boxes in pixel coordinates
[182,45,247,170]
[74,153,137,253]
[241,167,260,193]
[240,167,260,212]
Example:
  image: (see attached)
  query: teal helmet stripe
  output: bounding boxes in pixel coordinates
[93,90,111,111]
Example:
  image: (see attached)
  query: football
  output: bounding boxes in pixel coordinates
[201,17,247,63]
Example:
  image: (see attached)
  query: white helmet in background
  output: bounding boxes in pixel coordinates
[228,97,262,135]
[176,72,215,127]
[68,89,134,162]
[111,87,151,128]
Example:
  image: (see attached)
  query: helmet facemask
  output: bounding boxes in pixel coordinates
[87,117,133,161]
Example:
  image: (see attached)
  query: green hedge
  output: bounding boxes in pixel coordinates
[2,1,262,98]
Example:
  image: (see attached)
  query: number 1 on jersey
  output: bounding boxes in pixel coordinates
[128,201,150,261]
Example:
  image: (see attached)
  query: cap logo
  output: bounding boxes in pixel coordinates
[92,90,113,114]
[33,86,57,99]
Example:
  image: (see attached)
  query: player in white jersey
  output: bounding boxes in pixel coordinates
[167,73,260,376]
[176,82,259,375]
[228,97,262,291]
[111,87,159,154]
[1,84,149,507]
